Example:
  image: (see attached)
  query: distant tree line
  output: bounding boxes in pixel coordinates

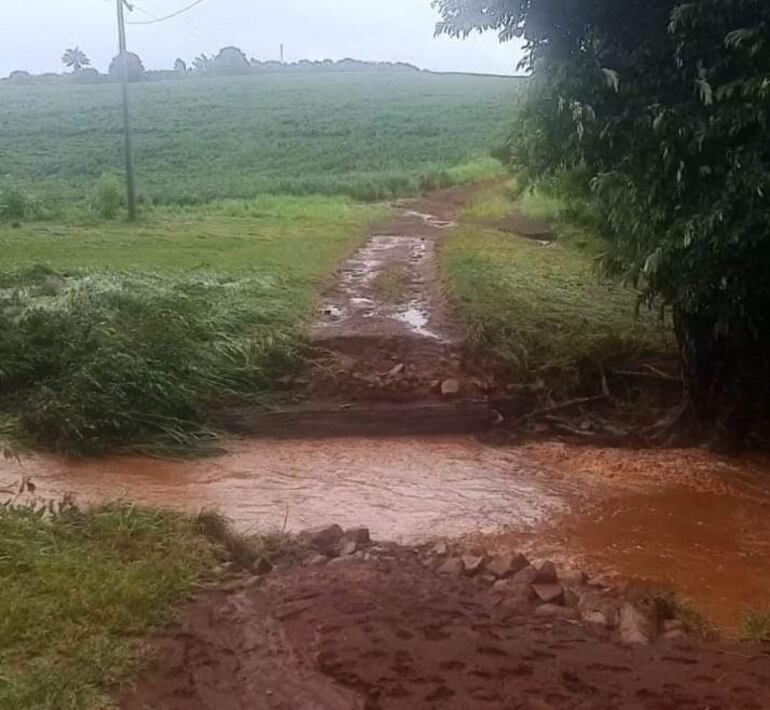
[2,45,421,85]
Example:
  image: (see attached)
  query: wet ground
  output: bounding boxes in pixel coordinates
[120,545,770,710]
[5,436,769,632]
[299,186,478,405]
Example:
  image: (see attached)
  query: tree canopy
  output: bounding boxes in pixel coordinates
[108,52,146,82]
[212,46,250,75]
[62,47,90,73]
[437,0,770,448]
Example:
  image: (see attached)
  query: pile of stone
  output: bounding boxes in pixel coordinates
[422,541,689,646]
[291,525,688,646]
[299,523,375,565]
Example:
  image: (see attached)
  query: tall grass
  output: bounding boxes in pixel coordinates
[1,269,300,453]
[442,186,675,389]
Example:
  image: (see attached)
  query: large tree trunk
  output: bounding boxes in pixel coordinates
[673,308,759,454]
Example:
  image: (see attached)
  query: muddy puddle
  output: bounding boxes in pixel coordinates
[3,437,769,630]
[313,233,444,341]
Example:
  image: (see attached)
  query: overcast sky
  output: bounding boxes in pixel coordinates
[2,0,523,77]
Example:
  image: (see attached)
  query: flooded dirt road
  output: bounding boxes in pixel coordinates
[3,436,769,631]
[1,437,574,540]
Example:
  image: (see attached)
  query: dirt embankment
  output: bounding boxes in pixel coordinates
[121,529,770,710]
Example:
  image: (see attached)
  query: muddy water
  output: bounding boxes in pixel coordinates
[1,437,576,540]
[508,444,770,630]
[3,437,769,630]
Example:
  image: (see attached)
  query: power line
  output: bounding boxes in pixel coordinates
[129,3,159,19]
[127,0,207,25]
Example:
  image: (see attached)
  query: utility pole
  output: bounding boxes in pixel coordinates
[116,0,138,221]
[280,44,284,64]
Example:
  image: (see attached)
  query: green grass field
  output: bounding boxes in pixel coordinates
[442,183,675,390]
[0,72,520,209]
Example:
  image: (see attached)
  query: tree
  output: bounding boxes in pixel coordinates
[191,54,213,74]
[436,0,770,449]
[174,58,187,75]
[108,51,145,82]
[6,70,33,85]
[62,47,91,73]
[212,46,250,75]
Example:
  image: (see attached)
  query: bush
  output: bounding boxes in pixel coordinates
[90,173,125,219]
[0,183,30,221]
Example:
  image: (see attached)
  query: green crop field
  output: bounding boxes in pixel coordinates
[0,71,521,209]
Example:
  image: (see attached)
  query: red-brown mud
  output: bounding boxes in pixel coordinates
[301,185,480,403]
[4,437,770,631]
[120,550,770,710]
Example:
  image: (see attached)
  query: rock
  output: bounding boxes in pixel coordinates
[563,588,580,609]
[388,363,405,377]
[479,573,497,585]
[344,527,371,544]
[306,553,329,566]
[432,541,449,556]
[491,579,511,595]
[462,555,486,576]
[618,600,660,645]
[577,591,620,629]
[491,580,535,599]
[582,610,612,627]
[441,378,461,396]
[339,540,358,556]
[535,561,558,584]
[487,552,529,579]
[663,619,686,633]
[500,595,533,614]
[511,565,539,585]
[535,604,579,620]
[436,558,464,577]
[300,524,344,553]
[532,584,565,605]
[559,568,588,587]
[466,543,488,557]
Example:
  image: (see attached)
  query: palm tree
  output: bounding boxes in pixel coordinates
[191,54,213,74]
[62,47,91,73]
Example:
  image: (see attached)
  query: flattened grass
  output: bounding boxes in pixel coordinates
[442,186,675,387]
[0,196,387,453]
[0,503,216,710]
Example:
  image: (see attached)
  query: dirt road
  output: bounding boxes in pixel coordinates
[121,547,770,710]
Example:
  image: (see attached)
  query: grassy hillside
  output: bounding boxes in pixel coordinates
[0,72,521,207]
